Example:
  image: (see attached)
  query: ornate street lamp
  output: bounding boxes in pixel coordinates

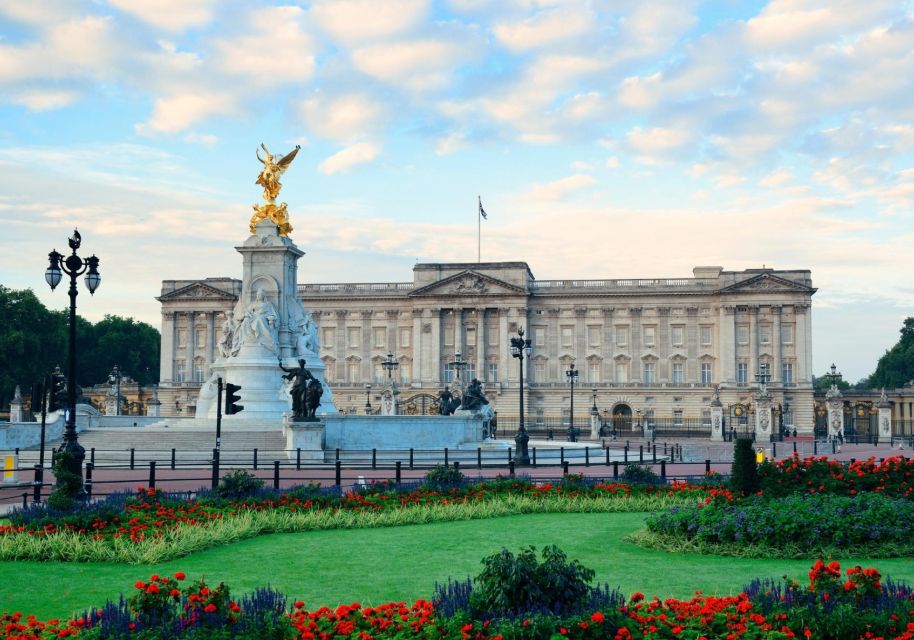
[824,363,843,389]
[46,229,100,497]
[365,384,373,414]
[381,352,399,381]
[636,408,643,435]
[450,350,468,394]
[108,364,122,416]
[509,328,532,465]
[755,365,771,395]
[565,362,579,442]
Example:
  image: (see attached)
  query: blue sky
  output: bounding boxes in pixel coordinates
[2,0,914,383]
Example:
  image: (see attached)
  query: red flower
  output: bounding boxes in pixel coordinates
[174,572,186,581]
[204,603,217,613]
[590,612,605,624]
[134,581,146,590]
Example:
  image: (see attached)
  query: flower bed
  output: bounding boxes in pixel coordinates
[0,475,711,563]
[640,491,914,557]
[3,560,913,640]
[758,455,914,498]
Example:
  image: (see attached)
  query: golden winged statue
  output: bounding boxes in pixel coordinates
[250,143,301,236]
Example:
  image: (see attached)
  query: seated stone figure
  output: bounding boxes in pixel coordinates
[460,379,489,412]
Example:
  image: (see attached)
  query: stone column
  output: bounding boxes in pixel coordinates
[825,385,844,441]
[205,311,215,375]
[412,309,423,384]
[499,308,510,386]
[575,306,586,361]
[795,305,810,382]
[431,309,442,385]
[454,308,464,358]
[749,306,758,381]
[710,389,724,442]
[602,308,614,382]
[772,306,782,383]
[630,307,642,381]
[754,390,773,443]
[720,306,736,383]
[548,308,560,380]
[184,313,195,383]
[476,308,486,383]
[361,310,373,382]
[160,311,175,382]
[877,389,892,443]
[10,386,23,422]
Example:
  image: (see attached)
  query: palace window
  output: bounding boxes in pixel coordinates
[534,361,546,383]
[700,326,712,346]
[588,326,601,347]
[324,360,335,381]
[347,327,360,348]
[561,326,574,348]
[399,362,411,383]
[174,361,185,383]
[347,361,359,382]
[534,326,546,347]
[322,327,335,347]
[373,327,386,348]
[782,362,794,383]
[671,362,683,384]
[193,359,205,382]
[737,326,749,344]
[700,362,712,384]
[443,326,454,346]
[488,362,498,383]
[399,327,410,348]
[589,361,600,383]
[643,326,655,347]
[673,409,683,426]
[760,325,770,344]
[195,328,205,349]
[177,330,186,348]
[615,327,628,347]
[643,362,655,384]
[466,326,476,346]
[671,326,684,347]
[373,361,383,382]
[615,362,628,383]
[737,362,748,384]
[782,325,794,344]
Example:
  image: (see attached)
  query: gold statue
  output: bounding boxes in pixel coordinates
[250,143,301,236]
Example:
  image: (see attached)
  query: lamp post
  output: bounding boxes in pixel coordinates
[509,327,532,465]
[45,229,100,497]
[565,362,579,442]
[636,408,643,436]
[450,350,468,393]
[108,364,122,416]
[365,384,372,414]
[824,363,843,389]
[381,352,399,381]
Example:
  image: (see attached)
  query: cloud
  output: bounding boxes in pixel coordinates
[435,132,468,155]
[107,0,217,32]
[521,174,596,202]
[296,94,386,143]
[310,0,428,44]
[351,37,478,92]
[319,142,381,174]
[7,89,78,111]
[624,126,693,163]
[135,91,239,135]
[493,7,595,52]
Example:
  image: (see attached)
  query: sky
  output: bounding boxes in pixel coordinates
[1,0,914,383]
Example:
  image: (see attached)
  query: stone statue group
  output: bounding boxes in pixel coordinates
[280,358,323,420]
[218,289,319,359]
[438,378,489,415]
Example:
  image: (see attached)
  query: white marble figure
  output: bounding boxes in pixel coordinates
[239,289,279,352]
[295,310,319,356]
[219,310,240,358]
[195,373,219,417]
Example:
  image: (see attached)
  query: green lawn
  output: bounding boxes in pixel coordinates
[3,512,914,620]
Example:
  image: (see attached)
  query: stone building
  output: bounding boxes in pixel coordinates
[157,261,817,434]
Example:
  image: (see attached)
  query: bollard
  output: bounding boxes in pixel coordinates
[705,459,711,475]
[772,442,777,458]
[91,448,96,465]
[273,461,280,490]
[560,447,565,465]
[814,440,818,455]
[508,447,513,462]
[148,461,156,489]
[477,447,482,469]
[454,461,460,473]
[509,460,515,477]
[793,441,797,455]
[532,447,537,467]
[639,445,644,463]
[660,459,666,480]
[832,440,836,454]
[652,447,657,464]
[585,447,590,467]
[396,460,402,484]
[613,460,619,479]
[624,446,629,463]
[335,460,342,486]
[85,462,94,499]
[33,464,42,503]
[171,448,176,470]
[296,448,302,470]
[21,492,27,509]
[409,448,414,469]
[335,448,340,462]
[605,447,610,465]
[562,461,569,476]
[129,448,135,470]
[254,448,259,470]
[211,449,220,490]
[664,443,668,455]
[444,448,449,467]
[372,448,377,470]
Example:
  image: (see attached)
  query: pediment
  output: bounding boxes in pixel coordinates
[157,282,238,302]
[719,273,816,294]
[409,270,527,297]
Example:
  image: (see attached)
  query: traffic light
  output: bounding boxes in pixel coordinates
[48,372,67,412]
[224,382,244,415]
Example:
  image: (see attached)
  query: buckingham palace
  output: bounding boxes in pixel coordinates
[156,260,817,434]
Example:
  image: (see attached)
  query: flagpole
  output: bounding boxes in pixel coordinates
[477,195,481,263]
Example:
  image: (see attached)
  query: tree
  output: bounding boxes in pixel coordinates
[813,374,850,391]
[869,317,914,389]
[0,286,160,409]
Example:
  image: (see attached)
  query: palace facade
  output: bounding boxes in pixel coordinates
[157,261,817,434]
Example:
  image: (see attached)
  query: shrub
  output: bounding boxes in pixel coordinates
[730,438,759,496]
[423,464,466,491]
[619,464,661,486]
[436,545,605,620]
[215,469,265,500]
[47,451,84,511]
